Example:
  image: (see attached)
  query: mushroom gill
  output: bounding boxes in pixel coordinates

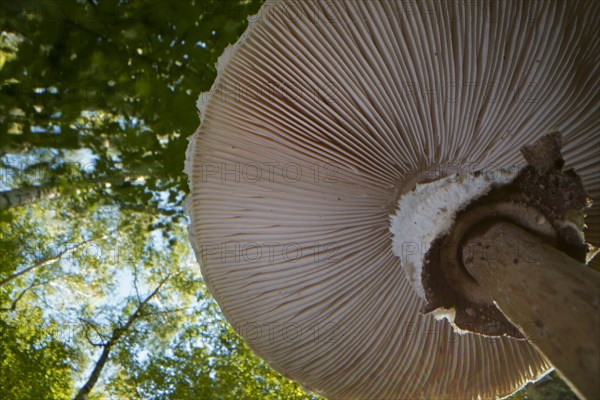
[185,1,599,398]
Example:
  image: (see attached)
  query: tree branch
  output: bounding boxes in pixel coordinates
[0,279,50,312]
[0,228,118,287]
[73,273,171,400]
[78,318,110,347]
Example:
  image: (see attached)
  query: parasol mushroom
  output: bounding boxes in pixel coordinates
[185,1,599,399]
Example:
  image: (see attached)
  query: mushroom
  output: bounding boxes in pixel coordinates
[185,1,599,399]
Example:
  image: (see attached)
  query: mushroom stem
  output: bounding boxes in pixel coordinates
[461,221,600,400]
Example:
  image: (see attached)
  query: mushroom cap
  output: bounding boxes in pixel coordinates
[185,1,599,398]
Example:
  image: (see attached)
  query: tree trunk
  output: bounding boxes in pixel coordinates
[72,275,170,399]
[0,173,143,212]
[73,346,111,400]
[0,185,59,211]
[462,221,600,400]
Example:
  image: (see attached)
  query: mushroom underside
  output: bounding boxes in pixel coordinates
[186,1,600,399]
[406,133,596,338]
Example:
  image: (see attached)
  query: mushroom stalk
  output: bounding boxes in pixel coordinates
[462,221,600,400]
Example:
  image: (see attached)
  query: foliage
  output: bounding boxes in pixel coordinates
[0,308,78,400]
[1,0,262,218]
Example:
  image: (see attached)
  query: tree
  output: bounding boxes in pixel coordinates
[74,274,171,400]
[107,294,320,400]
